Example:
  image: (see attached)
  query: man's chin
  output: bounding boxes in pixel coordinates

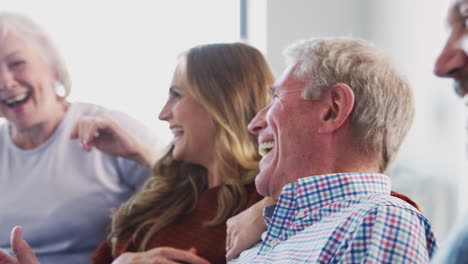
[254,172,271,197]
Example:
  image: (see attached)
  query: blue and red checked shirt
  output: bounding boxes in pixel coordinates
[230,173,437,264]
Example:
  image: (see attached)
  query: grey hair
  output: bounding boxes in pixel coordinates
[0,12,71,98]
[284,38,414,172]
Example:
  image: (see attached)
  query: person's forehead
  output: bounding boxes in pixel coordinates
[0,32,41,54]
[448,0,468,22]
[0,33,28,57]
[273,63,304,93]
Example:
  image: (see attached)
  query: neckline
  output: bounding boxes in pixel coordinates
[4,102,75,154]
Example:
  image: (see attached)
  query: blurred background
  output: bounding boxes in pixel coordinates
[2,0,465,245]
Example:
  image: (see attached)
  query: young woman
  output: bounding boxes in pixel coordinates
[91,43,274,264]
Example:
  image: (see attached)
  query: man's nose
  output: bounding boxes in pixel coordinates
[248,106,269,135]
[434,38,468,78]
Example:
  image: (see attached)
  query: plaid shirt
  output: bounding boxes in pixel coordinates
[230,173,437,264]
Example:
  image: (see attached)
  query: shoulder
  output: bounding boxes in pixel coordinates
[335,193,436,250]
[352,194,437,252]
[62,102,109,128]
[352,194,432,228]
[67,102,142,123]
[333,194,437,262]
[354,193,422,214]
[68,101,109,117]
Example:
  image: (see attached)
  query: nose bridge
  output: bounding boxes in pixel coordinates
[248,105,269,135]
[158,100,172,121]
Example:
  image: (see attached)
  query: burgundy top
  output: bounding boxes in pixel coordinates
[92,184,262,264]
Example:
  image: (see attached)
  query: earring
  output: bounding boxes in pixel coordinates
[54,81,67,98]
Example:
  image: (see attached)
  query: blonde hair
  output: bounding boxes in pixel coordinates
[0,12,71,97]
[109,42,274,252]
[284,38,414,171]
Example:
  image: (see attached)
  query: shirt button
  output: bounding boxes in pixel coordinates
[297,210,306,218]
[270,240,279,247]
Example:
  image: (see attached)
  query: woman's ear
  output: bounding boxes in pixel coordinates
[318,83,355,133]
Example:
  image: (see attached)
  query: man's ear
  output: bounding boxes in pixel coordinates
[318,83,355,133]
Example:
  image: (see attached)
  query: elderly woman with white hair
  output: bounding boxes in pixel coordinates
[0,12,162,264]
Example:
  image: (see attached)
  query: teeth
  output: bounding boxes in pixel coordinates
[4,93,28,104]
[259,140,275,157]
[171,127,183,136]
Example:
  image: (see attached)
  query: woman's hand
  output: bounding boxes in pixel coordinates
[0,226,39,264]
[70,115,157,168]
[111,247,210,264]
[225,196,276,261]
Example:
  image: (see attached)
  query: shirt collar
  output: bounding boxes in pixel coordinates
[263,172,391,227]
[294,172,391,212]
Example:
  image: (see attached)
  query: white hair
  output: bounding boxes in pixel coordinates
[284,38,415,171]
[0,12,71,98]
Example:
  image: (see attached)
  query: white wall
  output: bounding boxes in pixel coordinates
[1,0,241,145]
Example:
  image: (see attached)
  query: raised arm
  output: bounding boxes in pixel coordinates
[70,115,158,168]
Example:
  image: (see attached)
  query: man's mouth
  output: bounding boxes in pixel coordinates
[0,92,31,107]
[259,140,275,157]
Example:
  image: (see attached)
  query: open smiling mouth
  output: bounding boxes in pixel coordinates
[259,140,275,157]
[0,92,32,108]
[171,127,183,138]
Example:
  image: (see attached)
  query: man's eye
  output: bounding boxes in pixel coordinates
[9,61,25,68]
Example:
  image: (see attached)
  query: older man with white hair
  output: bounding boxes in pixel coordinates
[230,38,437,263]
